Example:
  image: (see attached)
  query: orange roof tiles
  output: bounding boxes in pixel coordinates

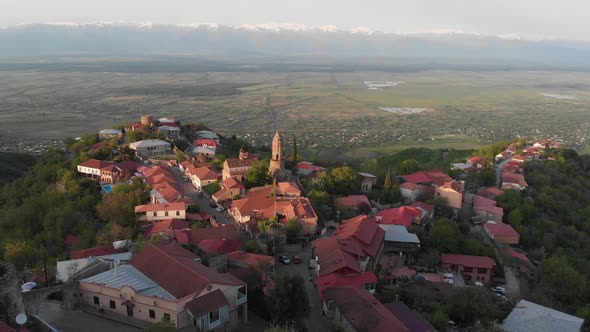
[135,202,186,213]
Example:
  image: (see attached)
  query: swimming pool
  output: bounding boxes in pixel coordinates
[102,184,113,193]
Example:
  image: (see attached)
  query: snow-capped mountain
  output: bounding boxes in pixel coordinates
[1,22,589,65]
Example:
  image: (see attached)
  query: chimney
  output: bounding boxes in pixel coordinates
[114,259,120,278]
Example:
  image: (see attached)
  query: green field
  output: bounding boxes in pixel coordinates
[1,64,589,161]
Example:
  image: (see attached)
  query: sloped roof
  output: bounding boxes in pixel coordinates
[408,201,434,214]
[151,181,183,203]
[129,139,170,149]
[484,222,519,238]
[135,202,186,213]
[147,219,190,236]
[400,182,420,191]
[189,166,217,181]
[81,264,175,300]
[402,171,453,186]
[376,206,421,227]
[379,225,420,244]
[501,300,584,332]
[296,161,326,172]
[317,272,378,299]
[476,187,504,199]
[312,237,360,277]
[504,248,532,265]
[334,195,370,208]
[385,302,438,332]
[194,139,218,148]
[324,287,410,332]
[441,253,496,269]
[276,182,301,196]
[336,216,385,258]
[185,289,229,318]
[225,157,256,168]
[222,177,244,189]
[173,225,239,245]
[130,243,244,299]
[198,239,245,254]
[227,250,275,270]
[70,245,116,260]
[77,159,115,170]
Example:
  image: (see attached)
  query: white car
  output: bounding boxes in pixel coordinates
[216,206,224,212]
[492,286,506,294]
[475,281,484,287]
[443,273,454,279]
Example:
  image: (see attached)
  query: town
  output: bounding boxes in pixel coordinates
[0,115,587,332]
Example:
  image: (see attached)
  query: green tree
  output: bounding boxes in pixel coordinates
[286,218,302,240]
[538,256,587,304]
[398,159,421,175]
[330,166,359,195]
[384,166,393,190]
[203,182,221,195]
[245,160,270,188]
[429,218,460,252]
[210,154,226,170]
[95,223,132,245]
[4,241,39,271]
[245,240,261,253]
[448,287,500,325]
[265,273,310,323]
[290,136,298,164]
[175,150,187,163]
[96,192,136,226]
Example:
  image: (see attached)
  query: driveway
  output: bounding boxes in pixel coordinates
[276,244,330,332]
[38,302,139,332]
[169,165,235,226]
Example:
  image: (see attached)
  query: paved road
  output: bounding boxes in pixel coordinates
[169,166,235,226]
[38,301,139,332]
[495,156,513,187]
[276,245,330,332]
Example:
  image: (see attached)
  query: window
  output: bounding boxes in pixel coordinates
[463,267,473,273]
[209,310,220,323]
[149,310,156,319]
[165,211,169,216]
[477,268,488,274]
[109,300,116,309]
[176,211,180,216]
[93,296,100,305]
[163,313,171,322]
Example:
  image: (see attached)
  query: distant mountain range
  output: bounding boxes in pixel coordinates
[2,23,590,66]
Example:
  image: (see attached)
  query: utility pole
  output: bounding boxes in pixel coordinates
[41,245,49,287]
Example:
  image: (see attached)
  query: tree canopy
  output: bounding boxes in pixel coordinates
[265,273,310,323]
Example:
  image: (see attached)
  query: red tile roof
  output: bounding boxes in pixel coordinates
[484,223,519,239]
[317,272,378,299]
[441,253,496,269]
[194,139,218,148]
[189,166,217,181]
[334,195,370,208]
[198,239,245,254]
[502,172,528,187]
[323,287,410,332]
[147,219,190,236]
[400,182,420,191]
[376,206,421,227]
[505,248,532,264]
[70,245,116,260]
[401,172,432,184]
[296,162,326,172]
[225,157,257,168]
[385,302,438,332]
[135,202,186,213]
[222,177,244,189]
[336,216,385,257]
[174,225,239,245]
[77,159,114,170]
[402,171,453,186]
[408,201,434,214]
[227,250,275,271]
[468,156,485,164]
[473,196,504,216]
[476,187,504,199]
[312,237,361,276]
[130,243,244,299]
[185,289,228,317]
[151,181,183,203]
[276,182,301,196]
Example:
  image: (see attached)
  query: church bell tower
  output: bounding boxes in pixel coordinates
[268,130,285,177]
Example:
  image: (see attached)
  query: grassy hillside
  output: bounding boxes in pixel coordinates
[0,152,37,186]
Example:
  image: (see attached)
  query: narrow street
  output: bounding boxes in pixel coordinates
[495,156,513,187]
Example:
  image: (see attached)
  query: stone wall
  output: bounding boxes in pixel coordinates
[0,261,26,324]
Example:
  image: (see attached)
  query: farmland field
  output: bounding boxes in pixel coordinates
[0,58,589,160]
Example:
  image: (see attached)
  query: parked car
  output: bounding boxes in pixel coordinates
[443,273,454,279]
[495,293,509,301]
[216,206,224,213]
[279,256,291,264]
[209,201,217,208]
[475,281,484,287]
[491,286,506,295]
[448,320,459,329]
[198,191,204,198]
[292,255,301,264]
[182,176,189,182]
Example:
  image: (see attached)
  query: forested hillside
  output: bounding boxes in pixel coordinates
[497,149,590,321]
[0,152,37,186]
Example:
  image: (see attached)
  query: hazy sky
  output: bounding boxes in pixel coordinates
[1,0,589,40]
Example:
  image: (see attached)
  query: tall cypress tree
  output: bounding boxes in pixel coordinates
[384,166,393,190]
[291,135,298,164]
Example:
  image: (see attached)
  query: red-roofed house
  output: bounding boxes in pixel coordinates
[194,139,218,149]
[323,287,410,332]
[504,248,535,279]
[473,196,504,222]
[187,166,218,191]
[212,177,245,203]
[135,202,186,223]
[400,182,429,203]
[441,253,496,284]
[70,245,116,260]
[476,187,504,200]
[402,171,453,187]
[150,181,183,204]
[198,239,245,255]
[145,219,190,238]
[376,206,421,227]
[317,272,378,298]
[334,195,371,210]
[173,225,240,246]
[468,156,485,168]
[408,201,435,222]
[296,161,326,177]
[484,222,520,245]
[312,216,384,277]
[77,159,114,180]
[435,181,464,211]
[502,172,528,191]
[79,243,248,330]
